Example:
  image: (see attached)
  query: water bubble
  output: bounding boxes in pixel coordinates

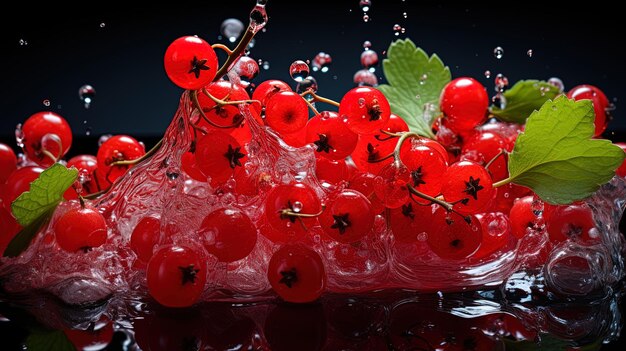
[527,49,533,57]
[98,134,112,147]
[289,60,310,82]
[78,84,96,109]
[353,69,378,86]
[256,0,268,5]
[360,0,371,12]
[249,5,268,32]
[363,14,370,22]
[403,12,407,18]
[19,38,28,46]
[85,127,92,136]
[393,24,402,36]
[492,93,507,109]
[259,60,270,70]
[15,124,24,148]
[220,18,245,43]
[419,74,428,85]
[363,41,372,50]
[493,46,504,59]
[42,99,51,107]
[312,52,332,73]
[247,38,256,51]
[358,98,366,107]
[292,201,303,213]
[417,232,428,241]
[360,49,379,69]
[234,56,260,83]
[99,22,106,28]
[548,77,565,93]
[494,73,509,92]
[296,76,318,94]
[484,70,491,78]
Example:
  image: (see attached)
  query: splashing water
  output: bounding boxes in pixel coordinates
[359,0,371,12]
[527,49,533,57]
[42,99,51,107]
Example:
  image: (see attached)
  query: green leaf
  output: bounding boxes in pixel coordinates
[26,329,76,351]
[11,163,77,227]
[490,80,560,123]
[505,96,625,204]
[3,211,53,258]
[378,39,451,138]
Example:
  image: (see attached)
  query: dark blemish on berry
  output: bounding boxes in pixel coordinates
[450,239,461,248]
[367,100,382,121]
[367,143,380,162]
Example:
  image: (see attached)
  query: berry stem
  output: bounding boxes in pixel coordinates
[190,90,244,129]
[301,90,340,107]
[367,152,394,163]
[213,26,256,82]
[492,177,513,188]
[393,132,421,158]
[110,139,164,167]
[485,148,508,170]
[200,88,260,107]
[279,206,325,219]
[407,185,453,212]
[41,149,58,164]
[302,98,320,115]
[211,43,234,55]
[83,187,111,200]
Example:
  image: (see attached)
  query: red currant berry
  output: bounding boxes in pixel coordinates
[348,172,385,214]
[374,162,410,209]
[64,317,114,351]
[567,85,610,137]
[339,87,391,134]
[131,216,161,263]
[2,166,44,211]
[315,156,349,186]
[181,150,207,182]
[0,206,21,254]
[198,208,257,262]
[264,91,309,134]
[509,196,540,240]
[426,207,482,260]
[280,127,309,148]
[0,143,17,183]
[196,81,250,128]
[264,183,321,237]
[546,204,599,245]
[66,154,99,194]
[440,77,488,133]
[252,79,292,115]
[164,36,218,90]
[22,111,73,166]
[462,131,507,181]
[147,245,207,307]
[616,142,626,177]
[442,161,494,214]
[400,141,448,201]
[471,212,513,260]
[319,190,374,244]
[97,135,145,183]
[195,130,246,186]
[414,137,449,164]
[351,113,408,173]
[267,244,326,303]
[54,206,108,252]
[306,111,358,160]
[389,202,434,243]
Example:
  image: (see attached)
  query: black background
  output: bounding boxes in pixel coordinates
[1,0,626,349]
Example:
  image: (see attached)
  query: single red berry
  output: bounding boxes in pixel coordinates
[195,130,246,186]
[0,206,21,254]
[2,166,44,211]
[374,162,411,209]
[0,143,17,183]
[319,190,374,244]
[164,36,218,90]
[196,80,250,128]
[264,91,309,134]
[147,245,207,307]
[461,131,507,181]
[399,141,448,201]
[65,155,100,199]
[348,172,385,214]
[389,202,434,243]
[442,161,494,215]
[264,183,322,238]
[198,208,257,262]
[426,207,482,260]
[97,135,145,183]
[22,111,73,166]
[252,79,292,115]
[567,84,610,137]
[351,113,408,174]
[131,216,161,263]
[440,77,488,133]
[315,156,349,186]
[509,196,540,240]
[267,244,326,303]
[306,111,358,160]
[546,204,599,245]
[181,150,207,182]
[64,317,114,351]
[339,86,391,134]
[54,206,108,252]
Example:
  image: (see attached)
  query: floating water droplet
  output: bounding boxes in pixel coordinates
[547,77,565,93]
[247,38,256,50]
[312,52,332,73]
[363,14,370,22]
[289,60,310,82]
[19,38,28,46]
[78,84,96,109]
[527,49,533,57]
[492,93,507,109]
[98,134,112,147]
[256,0,268,5]
[42,99,50,107]
[484,70,491,78]
[360,49,379,69]
[493,46,504,59]
[296,76,318,94]
[359,0,371,12]
[393,24,402,36]
[15,124,24,148]
[363,40,372,50]
[85,127,92,136]
[220,18,245,43]
[353,69,378,86]
[494,73,509,92]
[401,27,406,34]
[261,60,270,70]
[234,56,260,83]
[99,22,106,28]
[403,12,407,18]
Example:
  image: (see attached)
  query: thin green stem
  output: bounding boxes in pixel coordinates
[492,177,513,188]
[110,139,163,167]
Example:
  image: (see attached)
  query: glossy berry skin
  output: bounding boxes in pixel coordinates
[147,245,207,307]
[0,206,21,254]
[546,204,599,245]
[319,190,374,244]
[164,36,218,90]
[471,212,513,260]
[2,166,44,211]
[509,196,539,240]
[351,113,409,174]
[305,111,358,160]
[131,216,161,263]
[349,172,385,214]
[64,318,114,351]
[339,87,391,134]
[399,142,448,201]
[195,130,245,186]
[426,207,482,260]
[66,154,99,195]
[0,143,17,183]
[567,85,610,136]
[181,151,207,181]
[442,161,494,215]
[252,79,292,114]
[315,156,349,186]
[264,183,322,238]
[374,162,410,209]
[97,135,145,183]
[267,244,326,303]
[22,111,73,166]
[461,131,507,181]
[264,91,309,134]
[196,80,250,128]
[390,202,434,243]
[440,77,488,133]
[198,208,257,262]
[615,143,626,177]
[54,206,108,252]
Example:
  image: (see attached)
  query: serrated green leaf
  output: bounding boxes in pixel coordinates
[490,80,560,123]
[503,96,624,204]
[3,211,53,258]
[26,329,76,351]
[11,163,77,227]
[378,39,450,138]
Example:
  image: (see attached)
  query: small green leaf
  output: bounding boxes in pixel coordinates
[11,163,77,227]
[3,211,53,258]
[26,329,76,351]
[505,96,625,204]
[490,80,560,123]
[378,39,451,138]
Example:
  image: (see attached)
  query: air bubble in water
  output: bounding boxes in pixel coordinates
[494,73,509,92]
[484,70,491,78]
[15,124,24,148]
[312,52,332,73]
[527,49,533,57]
[234,56,260,83]
[360,0,371,12]
[360,49,379,69]
[363,14,370,22]
[220,18,245,43]
[403,12,407,18]
[79,85,96,109]
[353,69,378,86]
[42,99,51,107]
[99,22,106,28]
[548,77,565,93]
[289,60,310,82]
[493,46,504,59]
[363,40,372,50]
[393,24,402,36]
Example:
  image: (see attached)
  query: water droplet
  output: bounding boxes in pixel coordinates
[99,22,106,28]
[256,0,268,5]
[18,38,28,46]
[403,12,407,18]
[98,134,112,147]
[247,38,256,50]
[85,127,92,136]
[393,24,402,36]
[527,49,533,57]
[78,84,96,109]
[249,5,268,32]
[493,46,504,59]
[261,60,270,70]
[42,99,50,107]
[363,14,370,22]
[360,49,379,69]
[296,76,318,94]
[234,56,260,83]
[417,232,428,241]
[220,18,245,43]
[353,69,378,86]
[312,52,332,73]
[492,93,507,109]
[15,124,24,148]
[494,73,509,92]
[358,98,366,107]
[292,201,303,213]
[359,0,371,12]
[547,77,565,93]
[484,70,491,78]
[363,40,372,50]
[419,74,428,85]
[289,60,310,82]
